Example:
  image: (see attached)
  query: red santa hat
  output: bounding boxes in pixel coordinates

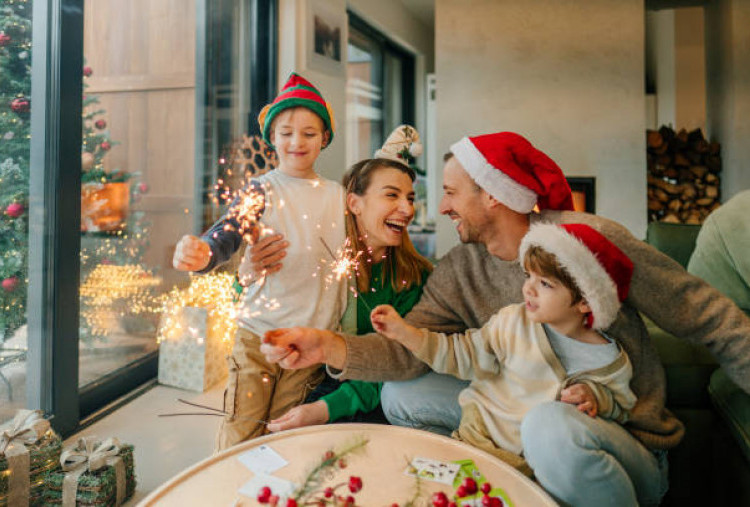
[450,132,574,213]
[519,223,634,330]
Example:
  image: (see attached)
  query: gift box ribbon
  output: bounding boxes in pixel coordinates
[0,409,51,506]
[61,436,126,507]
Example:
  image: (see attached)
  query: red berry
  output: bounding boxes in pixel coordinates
[344,496,355,506]
[456,485,468,498]
[338,458,347,469]
[431,491,449,507]
[491,497,503,507]
[481,495,492,507]
[257,486,271,503]
[285,499,297,507]
[348,476,363,493]
[481,482,492,494]
[323,450,335,461]
[324,487,334,498]
[448,503,457,507]
[391,504,400,507]
[462,477,478,494]
[268,495,279,507]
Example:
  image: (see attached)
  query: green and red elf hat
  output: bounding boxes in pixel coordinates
[258,73,336,149]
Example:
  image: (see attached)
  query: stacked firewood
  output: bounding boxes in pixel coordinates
[647,126,721,224]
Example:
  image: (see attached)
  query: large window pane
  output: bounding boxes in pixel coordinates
[0,0,33,424]
[77,0,253,390]
[346,27,383,168]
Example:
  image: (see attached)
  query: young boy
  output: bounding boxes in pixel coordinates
[172,73,347,450]
[371,223,637,474]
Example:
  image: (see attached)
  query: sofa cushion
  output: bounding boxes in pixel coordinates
[645,222,701,269]
[709,368,750,464]
[646,317,717,408]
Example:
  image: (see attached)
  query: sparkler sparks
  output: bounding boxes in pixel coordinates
[318,237,373,312]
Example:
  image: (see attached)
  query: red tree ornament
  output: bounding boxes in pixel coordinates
[0,32,11,47]
[95,119,107,129]
[100,141,111,151]
[83,65,93,77]
[2,277,19,292]
[5,202,24,218]
[11,97,30,114]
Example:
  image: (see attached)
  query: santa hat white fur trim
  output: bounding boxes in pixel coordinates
[450,137,538,213]
[519,223,621,330]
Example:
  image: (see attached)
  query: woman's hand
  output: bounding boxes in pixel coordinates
[560,383,598,417]
[261,327,346,370]
[266,401,330,432]
[172,235,212,272]
[238,233,288,284]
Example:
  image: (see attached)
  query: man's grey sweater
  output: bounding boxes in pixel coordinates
[335,210,750,450]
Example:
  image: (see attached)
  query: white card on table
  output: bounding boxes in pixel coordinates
[237,444,289,474]
[238,472,297,499]
[403,456,461,485]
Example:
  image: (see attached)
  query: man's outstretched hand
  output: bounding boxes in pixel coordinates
[261,327,345,370]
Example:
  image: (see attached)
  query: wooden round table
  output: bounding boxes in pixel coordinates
[139,424,557,506]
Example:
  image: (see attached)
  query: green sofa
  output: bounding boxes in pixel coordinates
[644,222,750,505]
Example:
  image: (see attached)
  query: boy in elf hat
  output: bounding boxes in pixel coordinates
[371,222,636,476]
[172,73,347,450]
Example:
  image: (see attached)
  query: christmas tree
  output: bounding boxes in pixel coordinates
[78,66,156,341]
[81,64,125,184]
[0,0,32,340]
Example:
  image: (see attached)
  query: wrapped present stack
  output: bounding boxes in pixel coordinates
[43,437,135,506]
[0,410,63,506]
[157,273,237,392]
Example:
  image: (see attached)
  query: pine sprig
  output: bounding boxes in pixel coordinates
[292,437,369,502]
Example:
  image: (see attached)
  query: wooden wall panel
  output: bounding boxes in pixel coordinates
[83,0,197,288]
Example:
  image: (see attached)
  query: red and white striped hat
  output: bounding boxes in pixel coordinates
[519,223,634,330]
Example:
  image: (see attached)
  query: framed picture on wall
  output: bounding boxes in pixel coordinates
[306,0,346,75]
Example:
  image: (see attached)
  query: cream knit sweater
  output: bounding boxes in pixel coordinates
[335,210,750,450]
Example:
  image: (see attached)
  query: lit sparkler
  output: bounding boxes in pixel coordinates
[319,237,373,313]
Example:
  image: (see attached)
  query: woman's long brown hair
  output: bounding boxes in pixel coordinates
[343,158,433,293]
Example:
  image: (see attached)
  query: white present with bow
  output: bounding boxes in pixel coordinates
[157,306,231,392]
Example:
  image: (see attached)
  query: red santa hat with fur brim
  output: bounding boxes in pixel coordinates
[519,223,634,330]
[450,132,575,213]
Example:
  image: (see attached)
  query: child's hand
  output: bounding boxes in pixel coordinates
[173,235,212,272]
[560,383,598,417]
[370,305,406,340]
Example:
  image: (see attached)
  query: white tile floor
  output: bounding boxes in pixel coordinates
[67,384,224,505]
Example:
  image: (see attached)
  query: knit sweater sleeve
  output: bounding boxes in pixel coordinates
[594,216,750,394]
[413,313,503,380]
[575,354,637,424]
[197,180,265,273]
[334,253,472,381]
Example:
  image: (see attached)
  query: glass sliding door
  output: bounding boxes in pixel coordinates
[76,0,274,418]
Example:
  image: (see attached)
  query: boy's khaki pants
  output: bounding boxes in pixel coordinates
[215,327,324,452]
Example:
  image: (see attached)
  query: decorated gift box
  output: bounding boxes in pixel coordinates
[0,409,63,506]
[157,273,237,392]
[43,437,135,506]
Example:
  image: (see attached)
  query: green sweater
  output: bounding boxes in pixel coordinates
[321,261,427,422]
[688,190,750,315]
